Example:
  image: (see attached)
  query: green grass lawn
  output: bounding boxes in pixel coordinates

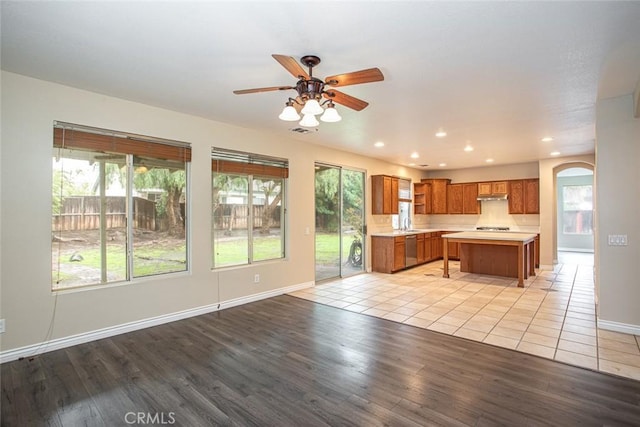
[54,232,359,287]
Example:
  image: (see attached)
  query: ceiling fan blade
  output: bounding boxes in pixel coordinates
[323,90,369,111]
[272,54,310,79]
[324,68,384,87]
[233,86,294,95]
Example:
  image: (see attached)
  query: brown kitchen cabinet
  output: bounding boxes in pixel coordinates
[413,182,432,215]
[447,183,479,214]
[524,179,539,214]
[422,178,450,214]
[372,236,406,273]
[444,232,461,259]
[447,184,463,214]
[462,183,481,214]
[424,232,433,261]
[394,236,405,271]
[431,232,443,259]
[478,181,508,196]
[417,233,425,263]
[372,175,399,215]
[447,241,460,260]
[508,178,539,214]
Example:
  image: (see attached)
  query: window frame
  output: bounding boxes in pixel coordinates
[51,122,192,291]
[211,147,288,269]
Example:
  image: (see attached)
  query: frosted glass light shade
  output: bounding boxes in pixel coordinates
[299,113,320,127]
[278,105,300,121]
[301,99,324,115]
[320,106,341,122]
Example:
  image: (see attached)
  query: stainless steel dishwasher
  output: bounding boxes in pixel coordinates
[405,235,418,267]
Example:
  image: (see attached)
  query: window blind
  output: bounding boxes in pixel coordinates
[53,122,191,162]
[211,147,288,178]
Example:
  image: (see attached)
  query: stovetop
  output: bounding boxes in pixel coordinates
[476,226,510,231]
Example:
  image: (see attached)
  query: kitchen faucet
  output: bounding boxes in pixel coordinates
[403,217,411,231]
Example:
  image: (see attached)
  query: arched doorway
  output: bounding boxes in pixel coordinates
[553,162,595,263]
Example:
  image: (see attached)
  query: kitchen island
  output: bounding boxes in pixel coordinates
[441,231,537,287]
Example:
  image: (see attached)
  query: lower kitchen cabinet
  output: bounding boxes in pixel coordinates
[431,232,443,259]
[447,241,460,260]
[417,233,425,263]
[373,231,540,274]
[394,237,405,271]
[372,236,405,273]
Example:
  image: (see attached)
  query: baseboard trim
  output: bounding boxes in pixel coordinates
[598,319,640,336]
[0,281,314,364]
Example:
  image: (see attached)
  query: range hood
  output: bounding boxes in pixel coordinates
[477,194,508,201]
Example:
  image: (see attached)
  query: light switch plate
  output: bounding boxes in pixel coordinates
[608,234,628,246]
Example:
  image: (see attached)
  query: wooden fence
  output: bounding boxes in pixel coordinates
[52,198,280,232]
[214,204,281,230]
[52,196,156,231]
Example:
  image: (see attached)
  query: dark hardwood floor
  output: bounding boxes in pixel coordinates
[3,295,640,426]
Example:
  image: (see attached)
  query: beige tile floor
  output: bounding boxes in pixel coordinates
[290,252,640,382]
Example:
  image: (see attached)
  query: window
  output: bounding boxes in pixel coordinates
[211,148,287,268]
[52,123,191,290]
[562,184,593,235]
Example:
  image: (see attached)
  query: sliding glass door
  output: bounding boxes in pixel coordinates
[314,163,365,281]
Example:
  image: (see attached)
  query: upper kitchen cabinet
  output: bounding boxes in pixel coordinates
[508,178,539,214]
[478,181,507,196]
[462,183,481,214]
[422,178,449,214]
[372,175,399,214]
[447,184,463,214]
[414,182,432,214]
[448,182,479,214]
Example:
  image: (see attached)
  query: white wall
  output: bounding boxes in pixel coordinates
[595,93,640,330]
[0,71,424,355]
[425,162,539,182]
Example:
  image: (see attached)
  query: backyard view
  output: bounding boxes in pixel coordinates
[52,148,188,289]
[315,165,365,281]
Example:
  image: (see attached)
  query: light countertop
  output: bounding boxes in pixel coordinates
[371,226,540,237]
[441,231,538,242]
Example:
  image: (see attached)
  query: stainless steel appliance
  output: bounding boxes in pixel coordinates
[476,226,510,231]
[405,234,417,267]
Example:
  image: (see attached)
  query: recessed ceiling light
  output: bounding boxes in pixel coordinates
[550,151,561,156]
[374,141,385,148]
[486,158,494,163]
[541,137,554,142]
[410,152,419,159]
[439,163,447,167]
[408,163,416,166]
[435,130,447,138]
[464,144,474,152]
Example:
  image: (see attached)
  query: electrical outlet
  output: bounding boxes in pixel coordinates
[0,319,5,334]
[608,234,629,246]
[254,274,260,284]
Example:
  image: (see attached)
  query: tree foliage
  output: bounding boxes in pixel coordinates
[134,167,186,237]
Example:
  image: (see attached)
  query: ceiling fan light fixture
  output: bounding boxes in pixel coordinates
[299,113,320,127]
[301,98,324,115]
[278,103,301,121]
[320,102,341,122]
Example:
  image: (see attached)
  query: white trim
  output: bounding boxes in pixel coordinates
[634,79,640,118]
[0,281,313,364]
[598,319,640,336]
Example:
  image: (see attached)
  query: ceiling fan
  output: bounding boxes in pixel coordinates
[233,54,384,126]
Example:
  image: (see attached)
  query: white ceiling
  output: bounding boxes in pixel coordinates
[2,1,640,170]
